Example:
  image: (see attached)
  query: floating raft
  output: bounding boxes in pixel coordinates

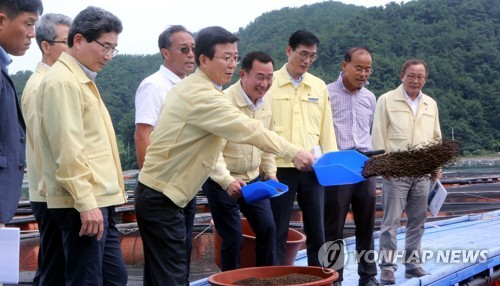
[191,210,500,286]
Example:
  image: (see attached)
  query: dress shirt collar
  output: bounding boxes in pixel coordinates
[160,65,183,84]
[339,72,370,94]
[70,55,97,81]
[403,89,423,116]
[0,46,12,71]
[285,64,304,88]
[41,62,51,69]
[240,83,264,111]
[212,82,222,90]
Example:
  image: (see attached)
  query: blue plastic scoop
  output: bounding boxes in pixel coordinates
[241,180,289,203]
[313,150,369,186]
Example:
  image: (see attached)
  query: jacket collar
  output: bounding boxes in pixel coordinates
[35,62,50,75]
[233,80,248,107]
[57,52,95,83]
[394,84,429,104]
[274,64,312,88]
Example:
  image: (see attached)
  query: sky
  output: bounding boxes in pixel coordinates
[9,0,399,73]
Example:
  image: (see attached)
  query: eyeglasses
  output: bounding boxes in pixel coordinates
[254,75,274,83]
[348,63,372,75]
[94,39,119,57]
[213,55,241,65]
[405,74,426,82]
[296,50,318,62]
[169,46,195,55]
[46,40,68,45]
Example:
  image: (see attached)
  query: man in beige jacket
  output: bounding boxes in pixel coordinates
[21,13,71,285]
[372,59,441,285]
[202,51,278,271]
[35,7,127,285]
[135,26,314,286]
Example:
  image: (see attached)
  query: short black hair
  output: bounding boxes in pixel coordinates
[194,26,239,66]
[68,6,122,47]
[241,51,274,74]
[0,0,43,19]
[288,30,320,50]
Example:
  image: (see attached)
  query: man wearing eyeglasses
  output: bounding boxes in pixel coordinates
[324,46,380,286]
[202,51,278,271]
[21,13,72,285]
[372,59,441,285]
[35,7,128,285]
[134,26,315,285]
[133,24,196,284]
[269,30,337,267]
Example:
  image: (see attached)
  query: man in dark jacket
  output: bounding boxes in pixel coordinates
[0,0,43,225]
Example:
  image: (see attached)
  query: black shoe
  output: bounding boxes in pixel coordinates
[360,277,381,286]
[380,270,395,285]
[405,267,430,278]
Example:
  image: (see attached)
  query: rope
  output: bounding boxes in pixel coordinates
[194,224,212,240]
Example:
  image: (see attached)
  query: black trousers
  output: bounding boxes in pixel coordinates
[31,201,65,286]
[271,168,325,266]
[324,177,377,284]
[49,206,127,286]
[184,197,196,280]
[203,176,276,271]
[134,182,188,286]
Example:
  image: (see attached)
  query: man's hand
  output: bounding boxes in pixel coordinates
[432,170,443,181]
[267,174,278,182]
[80,208,104,241]
[292,150,315,172]
[226,180,246,199]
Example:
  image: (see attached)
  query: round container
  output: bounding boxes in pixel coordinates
[208,265,338,286]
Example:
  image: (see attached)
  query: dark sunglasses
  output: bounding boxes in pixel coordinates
[169,46,195,54]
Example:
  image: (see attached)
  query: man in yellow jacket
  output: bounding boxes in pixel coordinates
[372,59,441,285]
[135,26,315,286]
[203,51,278,271]
[35,7,127,285]
[21,13,72,285]
[270,30,338,267]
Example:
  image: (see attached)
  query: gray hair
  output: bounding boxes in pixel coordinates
[158,25,192,51]
[401,58,429,76]
[35,13,72,52]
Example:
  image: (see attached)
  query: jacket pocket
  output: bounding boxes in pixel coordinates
[307,128,321,148]
[201,156,217,172]
[388,134,408,140]
[86,147,120,196]
[0,155,6,168]
[224,152,248,174]
[274,126,285,135]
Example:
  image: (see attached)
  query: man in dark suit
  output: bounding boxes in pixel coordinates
[0,0,43,225]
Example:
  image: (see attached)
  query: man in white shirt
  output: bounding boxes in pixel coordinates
[135,25,195,166]
[133,25,196,284]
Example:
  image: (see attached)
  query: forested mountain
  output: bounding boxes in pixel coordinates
[11,0,500,170]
